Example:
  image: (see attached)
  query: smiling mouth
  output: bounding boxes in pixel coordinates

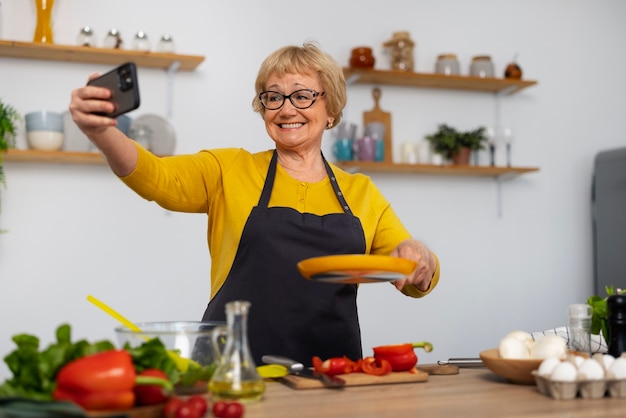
[279,123,304,129]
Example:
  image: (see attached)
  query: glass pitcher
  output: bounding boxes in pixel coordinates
[209,300,265,402]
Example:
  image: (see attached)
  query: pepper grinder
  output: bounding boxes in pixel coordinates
[607,294,626,357]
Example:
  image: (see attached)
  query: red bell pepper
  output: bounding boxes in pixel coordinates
[312,356,355,376]
[361,357,392,376]
[53,350,136,411]
[372,341,433,372]
[133,368,171,406]
[52,349,173,411]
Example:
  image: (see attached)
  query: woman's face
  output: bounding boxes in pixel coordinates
[262,71,330,152]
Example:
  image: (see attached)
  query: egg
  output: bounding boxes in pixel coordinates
[531,335,567,359]
[607,357,626,379]
[537,357,561,377]
[601,354,615,371]
[550,361,578,382]
[577,358,605,380]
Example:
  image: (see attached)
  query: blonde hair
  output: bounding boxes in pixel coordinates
[252,42,346,127]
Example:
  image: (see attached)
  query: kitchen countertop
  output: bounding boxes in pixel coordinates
[241,368,625,417]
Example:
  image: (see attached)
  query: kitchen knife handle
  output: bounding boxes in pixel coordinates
[261,355,304,371]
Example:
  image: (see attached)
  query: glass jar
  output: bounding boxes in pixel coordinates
[103,28,122,49]
[76,26,95,47]
[156,34,176,53]
[349,47,375,68]
[383,31,415,71]
[470,55,495,78]
[132,31,151,51]
[435,54,460,76]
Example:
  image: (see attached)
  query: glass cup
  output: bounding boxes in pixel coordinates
[568,304,592,354]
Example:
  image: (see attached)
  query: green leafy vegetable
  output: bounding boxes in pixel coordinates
[0,324,114,400]
[587,285,626,341]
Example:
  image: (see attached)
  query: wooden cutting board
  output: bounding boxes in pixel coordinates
[280,368,429,390]
[363,87,392,163]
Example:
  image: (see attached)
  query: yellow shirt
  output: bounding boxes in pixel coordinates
[120,146,439,298]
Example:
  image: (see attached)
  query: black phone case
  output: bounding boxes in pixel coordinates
[87,62,140,118]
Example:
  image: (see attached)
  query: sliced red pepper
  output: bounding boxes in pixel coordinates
[311,356,353,376]
[53,349,136,411]
[133,369,172,406]
[361,357,392,376]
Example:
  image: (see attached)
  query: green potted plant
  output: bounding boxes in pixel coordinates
[0,99,22,220]
[425,123,487,165]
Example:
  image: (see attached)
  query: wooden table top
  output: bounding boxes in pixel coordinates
[241,368,626,417]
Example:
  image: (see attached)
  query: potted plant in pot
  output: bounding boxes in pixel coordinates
[425,123,487,165]
[1,99,22,223]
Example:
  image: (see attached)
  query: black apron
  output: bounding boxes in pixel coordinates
[202,151,366,366]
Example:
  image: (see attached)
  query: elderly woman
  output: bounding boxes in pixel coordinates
[69,42,439,366]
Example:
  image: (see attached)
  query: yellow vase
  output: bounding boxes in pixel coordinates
[33,0,55,44]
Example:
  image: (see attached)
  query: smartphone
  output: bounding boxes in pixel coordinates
[87,62,140,118]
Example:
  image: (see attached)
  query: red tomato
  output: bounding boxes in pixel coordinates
[212,400,229,417]
[223,402,244,418]
[186,395,208,416]
[164,398,185,418]
[133,369,171,406]
[175,404,199,418]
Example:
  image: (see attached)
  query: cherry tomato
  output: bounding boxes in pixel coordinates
[212,400,228,417]
[186,395,208,416]
[175,404,199,418]
[223,402,244,418]
[164,398,185,418]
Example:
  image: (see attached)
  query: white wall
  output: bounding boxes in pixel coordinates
[1,0,625,378]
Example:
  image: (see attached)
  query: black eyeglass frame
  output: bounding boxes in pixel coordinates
[258,89,325,110]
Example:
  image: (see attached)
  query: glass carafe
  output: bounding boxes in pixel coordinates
[208,300,264,402]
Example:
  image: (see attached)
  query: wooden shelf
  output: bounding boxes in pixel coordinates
[3,149,106,165]
[0,40,204,71]
[343,68,537,95]
[336,161,539,179]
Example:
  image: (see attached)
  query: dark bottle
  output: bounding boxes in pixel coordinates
[607,294,626,357]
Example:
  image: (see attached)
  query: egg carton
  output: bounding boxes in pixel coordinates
[533,372,626,400]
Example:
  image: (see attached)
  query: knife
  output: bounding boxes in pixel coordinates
[261,355,346,388]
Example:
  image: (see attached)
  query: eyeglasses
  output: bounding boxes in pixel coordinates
[258,89,325,110]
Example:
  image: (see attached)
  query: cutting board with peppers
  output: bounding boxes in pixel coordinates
[86,404,164,418]
[280,368,428,389]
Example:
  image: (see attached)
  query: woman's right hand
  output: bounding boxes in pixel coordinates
[68,74,139,176]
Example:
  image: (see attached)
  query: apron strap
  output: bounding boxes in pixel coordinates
[258,150,352,214]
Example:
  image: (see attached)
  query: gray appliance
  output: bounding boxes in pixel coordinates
[592,147,626,295]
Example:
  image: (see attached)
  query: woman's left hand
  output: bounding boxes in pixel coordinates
[389,239,436,292]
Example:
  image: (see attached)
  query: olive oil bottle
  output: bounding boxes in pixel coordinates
[209,301,264,402]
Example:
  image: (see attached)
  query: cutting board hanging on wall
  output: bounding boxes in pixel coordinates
[363,87,392,163]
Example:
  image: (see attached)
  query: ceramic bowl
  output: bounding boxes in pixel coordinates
[480,348,542,385]
[25,111,64,151]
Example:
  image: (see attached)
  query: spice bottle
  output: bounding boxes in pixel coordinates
[607,294,626,357]
[209,300,265,402]
[567,304,592,354]
[383,31,415,71]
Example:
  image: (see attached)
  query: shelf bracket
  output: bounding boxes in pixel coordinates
[165,61,181,119]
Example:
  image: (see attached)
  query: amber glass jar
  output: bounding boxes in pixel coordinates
[383,31,415,71]
[350,47,375,68]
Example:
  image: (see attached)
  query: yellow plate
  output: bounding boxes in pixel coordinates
[297,254,417,284]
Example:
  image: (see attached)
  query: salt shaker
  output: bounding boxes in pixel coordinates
[76,26,95,47]
[103,28,122,49]
[132,31,151,51]
[568,304,592,354]
[607,294,626,357]
[156,34,176,53]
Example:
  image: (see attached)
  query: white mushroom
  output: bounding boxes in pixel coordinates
[531,335,567,360]
[498,331,534,359]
